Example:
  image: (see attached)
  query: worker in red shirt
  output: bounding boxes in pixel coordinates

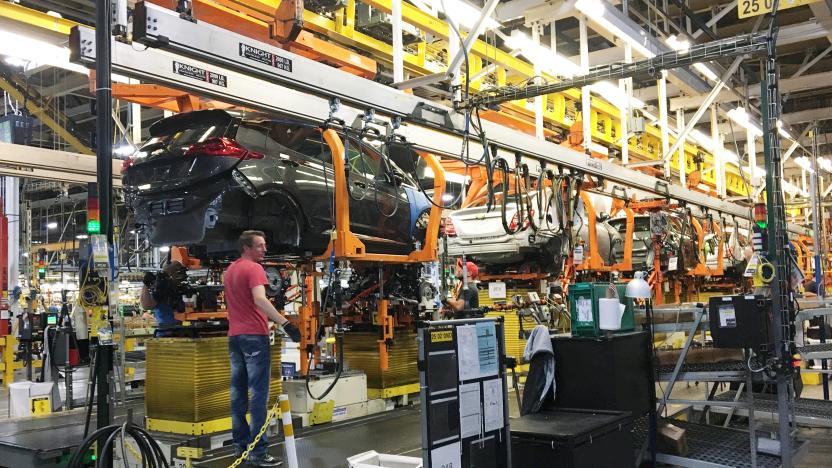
[225,230,301,467]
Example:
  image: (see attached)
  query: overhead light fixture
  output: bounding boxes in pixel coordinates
[689,129,715,152]
[575,0,657,58]
[665,35,690,52]
[719,149,739,165]
[159,246,171,253]
[76,234,89,240]
[113,144,136,157]
[692,63,719,82]
[742,166,766,178]
[0,31,130,82]
[794,156,815,173]
[504,30,581,79]
[47,222,58,229]
[588,80,646,110]
[3,56,29,68]
[776,120,793,140]
[418,0,500,30]
[663,35,719,82]
[727,107,763,137]
[442,193,455,202]
[818,157,832,172]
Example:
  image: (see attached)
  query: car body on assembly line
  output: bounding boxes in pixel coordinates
[445,188,621,274]
[122,110,431,259]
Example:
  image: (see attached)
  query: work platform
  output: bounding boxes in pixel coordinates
[702,391,832,428]
[632,417,810,468]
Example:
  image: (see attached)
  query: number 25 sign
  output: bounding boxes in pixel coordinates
[738,0,819,19]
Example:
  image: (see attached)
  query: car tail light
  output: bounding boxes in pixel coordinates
[185,137,264,160]
[509,209,534,231]
[121,157,134,172]
[443,217,456,237]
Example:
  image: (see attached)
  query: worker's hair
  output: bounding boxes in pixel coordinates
[239,230,266,253]
[162,260,183,274]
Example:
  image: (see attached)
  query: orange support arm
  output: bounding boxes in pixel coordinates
[377,299,393,371]
[576,192,603,270]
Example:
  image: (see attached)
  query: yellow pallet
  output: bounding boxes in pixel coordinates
[147,416,234,435]
[367,382,421,399]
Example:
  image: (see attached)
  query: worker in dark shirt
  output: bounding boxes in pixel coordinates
[443,261,480,318]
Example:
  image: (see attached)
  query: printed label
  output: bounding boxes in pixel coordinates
[172,61,227,87]
[239,43,293,72]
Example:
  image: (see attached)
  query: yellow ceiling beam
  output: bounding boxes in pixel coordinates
[0,2,77,35]
[0,76,93,155]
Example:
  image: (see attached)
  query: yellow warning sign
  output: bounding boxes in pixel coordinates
[738,0,819,19]
[431,330,453,343]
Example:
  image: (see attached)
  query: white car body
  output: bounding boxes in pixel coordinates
[446,190,560,264]
[445,189,621,267]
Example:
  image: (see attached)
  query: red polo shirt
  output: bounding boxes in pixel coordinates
[224,258,270,336]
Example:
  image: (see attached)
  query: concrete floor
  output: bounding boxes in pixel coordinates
[1,366,831,467]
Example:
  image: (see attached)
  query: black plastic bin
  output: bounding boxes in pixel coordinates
[510,408,635,468]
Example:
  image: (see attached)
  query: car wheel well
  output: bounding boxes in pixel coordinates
[249,190,308,249]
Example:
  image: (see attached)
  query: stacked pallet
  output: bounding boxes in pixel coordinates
[342,331,419,389]
[146,337,282,422]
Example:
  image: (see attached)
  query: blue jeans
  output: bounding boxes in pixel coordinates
[229,334,272,459]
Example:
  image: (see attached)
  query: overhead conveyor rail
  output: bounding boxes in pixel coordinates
[463,33,770,109]
[69,1,807,233]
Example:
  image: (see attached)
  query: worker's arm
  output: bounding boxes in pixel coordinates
[140,285,157,310]
[252,285,301,342]
[251,285,289,325]
[444,297,466,312]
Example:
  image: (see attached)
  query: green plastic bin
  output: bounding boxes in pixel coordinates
[568,283,635,337]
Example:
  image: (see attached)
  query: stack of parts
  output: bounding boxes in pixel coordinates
[342,331,418,389]
[146,337,282,422]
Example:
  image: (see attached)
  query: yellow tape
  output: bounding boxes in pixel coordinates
[431,330,452,343]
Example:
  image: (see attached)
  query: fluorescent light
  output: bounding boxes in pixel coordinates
[576,0,657,58]
[0,30,130,82]
[689,129,715,152]
[159,246,170,253]
[76,234,89,239]
[113,145,135,157]
[4,56,28,68]
[419,0,500,30]
[588,80,645,109]
[719,149,739,165]
[504,31,581,79]
[664,35,719,82]
[776,120,792,140]
[794,156,815,173]
[693,63,718,82]
[742,166,766,178]
[727,107,763,137]
[665,35,690,52]
[442,193,455,202]
[47,222,58,229]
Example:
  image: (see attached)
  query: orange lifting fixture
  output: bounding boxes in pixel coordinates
[689,216,724,277]
[316,128,445,264]
[574,192,634,273]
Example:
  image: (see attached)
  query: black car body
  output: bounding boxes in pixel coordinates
[123,110,431,257]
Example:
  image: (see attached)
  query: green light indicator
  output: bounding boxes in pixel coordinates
[87,220,101,234]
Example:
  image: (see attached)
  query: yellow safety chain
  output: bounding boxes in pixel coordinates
[227,399,282,468]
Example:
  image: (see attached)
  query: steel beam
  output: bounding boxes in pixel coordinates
[0,142,122,185]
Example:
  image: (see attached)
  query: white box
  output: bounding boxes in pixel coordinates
[347,451,422,468]
[9,381,61,417]
[284,372,367,413]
